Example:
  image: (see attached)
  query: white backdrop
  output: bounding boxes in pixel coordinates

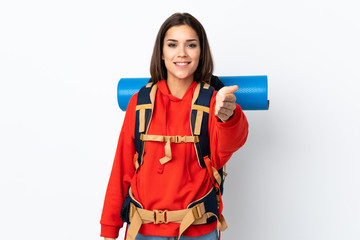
[1,0,359,239]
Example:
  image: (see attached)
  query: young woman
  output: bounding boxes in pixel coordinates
[100,13,248,240]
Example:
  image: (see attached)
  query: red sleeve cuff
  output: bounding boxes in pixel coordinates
[100,224,121,238]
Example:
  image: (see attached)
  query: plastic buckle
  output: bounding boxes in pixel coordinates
[129,203,136,220]
[176,136,186,143]
[192,204,202,220]
[154,210,168,224]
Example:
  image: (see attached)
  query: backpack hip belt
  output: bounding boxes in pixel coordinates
[125,187,223,240]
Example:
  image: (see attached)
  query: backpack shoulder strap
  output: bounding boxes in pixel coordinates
[134,82,157,170]
[190,82,215,168]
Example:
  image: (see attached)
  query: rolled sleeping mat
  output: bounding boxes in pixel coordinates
[117,76,269,111]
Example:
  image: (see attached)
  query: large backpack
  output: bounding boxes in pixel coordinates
[123,77,228,240]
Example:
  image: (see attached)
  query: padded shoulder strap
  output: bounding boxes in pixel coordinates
[134,82,157,169]
[190,82,215,168]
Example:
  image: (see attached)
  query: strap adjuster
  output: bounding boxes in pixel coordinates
[192,204,202,220]
[175,136,186,143]
[154,210,168,224]
[129,203,137,220]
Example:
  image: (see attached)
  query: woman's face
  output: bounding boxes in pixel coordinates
[162,25,201,83]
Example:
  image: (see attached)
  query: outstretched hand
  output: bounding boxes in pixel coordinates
[215,85,238,122]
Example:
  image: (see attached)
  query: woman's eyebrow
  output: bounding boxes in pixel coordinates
[166,39,198,42]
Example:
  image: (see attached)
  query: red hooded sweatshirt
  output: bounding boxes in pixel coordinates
[100,80,248,238]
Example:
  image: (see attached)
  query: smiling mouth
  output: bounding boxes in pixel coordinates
[174,62,190,66]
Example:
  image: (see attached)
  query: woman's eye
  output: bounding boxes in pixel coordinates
[168,43,176,48]
[188,44,197,48]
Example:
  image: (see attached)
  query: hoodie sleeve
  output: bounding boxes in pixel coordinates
[209,91,249,170]
[100,93,138,238]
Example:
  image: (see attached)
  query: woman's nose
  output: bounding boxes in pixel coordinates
[177,45,187,57]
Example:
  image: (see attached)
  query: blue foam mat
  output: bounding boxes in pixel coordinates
[117,76,269,111]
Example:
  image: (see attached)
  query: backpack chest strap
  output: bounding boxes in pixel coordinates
[140,134,199,165]
[140,134,199,143]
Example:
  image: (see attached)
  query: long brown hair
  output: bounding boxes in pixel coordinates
[150,13,213,84]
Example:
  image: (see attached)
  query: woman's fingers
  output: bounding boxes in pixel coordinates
[217,107,234,117]
[215,101,237,112]
[215,85,238,122]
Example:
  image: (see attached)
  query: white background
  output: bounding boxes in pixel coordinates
[1,0,359,239]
